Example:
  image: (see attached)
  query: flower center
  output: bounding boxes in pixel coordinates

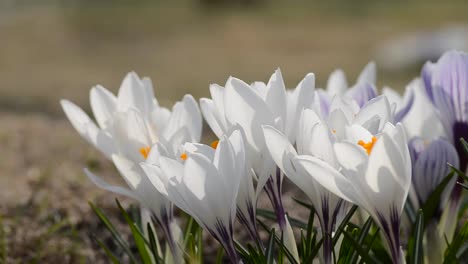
[139,146,151,159]
[211,140,219,149]
[358,136,377,155]
[180,152,188,160]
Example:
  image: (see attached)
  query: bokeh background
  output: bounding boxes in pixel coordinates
[1,0,467,262]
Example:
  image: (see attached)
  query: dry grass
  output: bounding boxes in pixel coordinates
[0,1,467,262]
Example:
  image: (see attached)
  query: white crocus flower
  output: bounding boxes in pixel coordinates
[294,122,411,264]
[200,69,315,236]
[262,94,392,264]
[141,130,245,264]
[60,72,202,257]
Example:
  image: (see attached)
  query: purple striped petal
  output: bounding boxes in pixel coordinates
[409,137,459,209]
[346,82,377,108]
[423,51,468,123]
[395,88,415,122]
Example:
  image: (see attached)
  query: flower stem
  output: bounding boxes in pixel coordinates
[264,168,286,230]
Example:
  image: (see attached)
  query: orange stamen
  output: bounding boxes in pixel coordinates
[331,129,336,134]
[180,152,188,161]
[211,140,219,149]
[139,146,151,159]
[357,136,377,155]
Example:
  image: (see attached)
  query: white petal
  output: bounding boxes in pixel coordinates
[297,108,321,155]
[262,125,298,176]
[111,155,143,190]
[329,96,359,122]
[344,124,374,144]
[140,163,169,196]
[200,98,226,138]
[326,69,348,96]
[333,141,368,172]
[90,85,117,129]
[286,73,316,141]
[110,110,152,162]
[308,122,338,167]
[117,72,152,114]
[265,69,288,128]
[355,95,393,128]
[293,155,357,203]
[364,133,409,213]
[61,99,116,158]
[84,168,138,200]
[183,142,215,161]
[357,61,376,84]
[224,77,275,151]
[382,87,403,111]
[163,95,202,143]
[327,109,349,139]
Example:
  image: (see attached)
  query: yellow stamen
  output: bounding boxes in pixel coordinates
[211,140,219,149]
[331,129,336,134]
[358,136,377,155]
[139,146,151,159]
[180,152,188,161]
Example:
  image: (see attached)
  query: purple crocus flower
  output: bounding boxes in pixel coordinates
[422,51,467,245]
[409,138,459,213]
[422,50,468,171]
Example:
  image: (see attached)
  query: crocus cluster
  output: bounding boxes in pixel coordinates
[62,50,467,264]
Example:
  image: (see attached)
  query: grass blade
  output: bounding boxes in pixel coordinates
[89,201,138,263]
[407,210,424,264]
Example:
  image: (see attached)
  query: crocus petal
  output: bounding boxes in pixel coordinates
[431,51,468,122]
[285,73,316,141]
[111,154,143,191]
[90,85,117,129]
[382,87,403,111]
[224,77,275,151]
[163,94,202,143]
[200,98,226,138]
[84,168,138,200]
[265,69,288,130]
[346,82,377,107]
[60,99,116,158]
[262,125,298,177]
[293,155,357,204]
[117,72,152,115]
[355,95,393,129]
[365,133,409,214]
[411,138,459,205]
[357,61,376,85]
[326,69,348,96]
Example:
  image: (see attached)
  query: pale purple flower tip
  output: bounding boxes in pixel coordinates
[409,137,459,209]
[422,50,468,123]
[346,82,377,107]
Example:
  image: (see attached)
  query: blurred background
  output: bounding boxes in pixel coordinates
[0,0,467,262]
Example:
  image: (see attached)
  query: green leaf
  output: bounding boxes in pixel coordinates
[443,220,468,263]
[292,197,314,210]
[256,219,298,264]
[333,205,358,246]
[407,209,424,264]
[116,200,153,264]
[421,171,456,227]
[460,137,468,154]
[342,230,382,264]
[147,223,163,264]
[348,216,374,264]
[257,208,307,229]
[266,228,275,264]
[215,247,225,264]
[89,201,138,263]
[93,236,120,264]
